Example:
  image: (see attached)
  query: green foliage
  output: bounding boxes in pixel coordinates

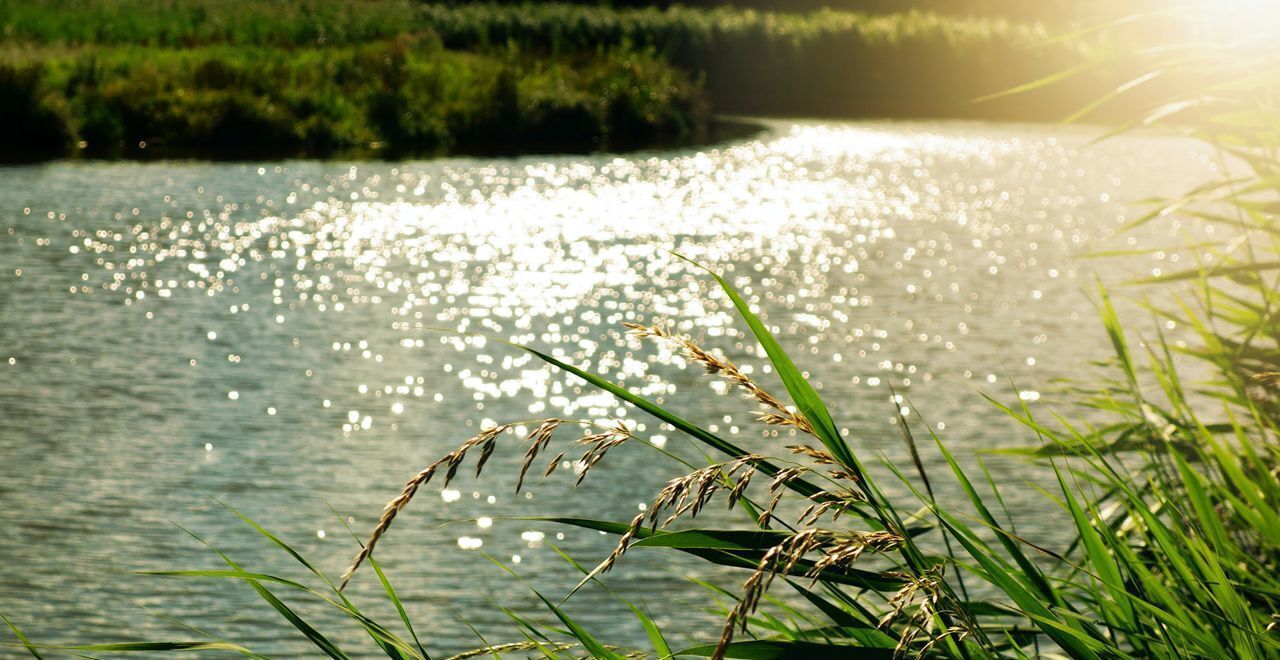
[335,3,1093,119]
[0,62,74,152]
[0,0,423,48]
[5,7,1279,660]
[430,0,1168,24]
[0,0,1098,128]
[0,0,1048,49]
[0,39,704,157]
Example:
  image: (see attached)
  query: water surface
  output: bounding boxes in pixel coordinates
[0,120,1216,655]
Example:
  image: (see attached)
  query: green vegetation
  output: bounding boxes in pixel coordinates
[7,5,1279,659]
[0,0,1100,158]
[0,0,1060,49]
[6,12,1279,655]
[432,0,1168,22]
[0,37,704,157]
[396,4,1092,119]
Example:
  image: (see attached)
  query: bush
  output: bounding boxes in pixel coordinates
[3,41,706,157]
[0,62,74,153]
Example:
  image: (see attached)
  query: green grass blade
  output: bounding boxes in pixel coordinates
[234,580,349,659]
[676,640,894,658]
[935,512,1102,660]
[512,342,834,502]
[171,526,352,659]
[519,517,905,590]
[532,591,624,660]
[370,557,430,660]
[630,529,794,550]
[218,502,317,572]
[932,436,1059,605]
[787,583,896,648]
[55,641,256,653]
[673,254,861,477]
[548,545,672,658]
[1,613,44,659]
[1054,468,1136,632]
[973,58,1113,103]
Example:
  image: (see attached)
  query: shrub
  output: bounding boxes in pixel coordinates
[2,41,706,157]
[0,62,74,153]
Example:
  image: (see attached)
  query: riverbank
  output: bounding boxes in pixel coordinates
[1,40,706,159]
[0,0,1100,160]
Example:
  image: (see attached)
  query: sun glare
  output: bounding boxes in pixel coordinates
[1190,0,1280,39]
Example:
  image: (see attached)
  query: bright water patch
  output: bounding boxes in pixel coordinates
[0,120,1217,654]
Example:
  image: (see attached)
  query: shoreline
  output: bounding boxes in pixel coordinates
[0,118,767,165]
[1,2,1111,164]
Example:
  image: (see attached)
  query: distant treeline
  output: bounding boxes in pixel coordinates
[0,0,1169,47]
[432,0,1168,22]
[0,0,1129,158]
[405,4,1096,119]
[1,39,704,157]
[0,0,1058,49]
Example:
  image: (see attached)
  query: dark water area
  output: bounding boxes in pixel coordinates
[0,119,766,166]
[0,119,1217,655]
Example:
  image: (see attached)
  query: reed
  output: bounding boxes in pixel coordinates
[0,0,1052,50]
[4,8,1279,660]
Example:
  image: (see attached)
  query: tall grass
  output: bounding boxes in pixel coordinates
[4,8,1279,660]
[409,3,1095,119]
[0,0,1054,49]
[0,0,424,47]
[430,0,1165,23]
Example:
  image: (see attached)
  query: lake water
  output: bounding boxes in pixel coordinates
[0,120,1217,656]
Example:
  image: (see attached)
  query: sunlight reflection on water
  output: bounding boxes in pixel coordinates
[0,120,1216,654]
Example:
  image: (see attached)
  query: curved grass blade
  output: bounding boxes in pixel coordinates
[932,506,1103,659]
[158,570,351,658]
[142,568,417,658]
[672,253,860,477]
[1,613,44,659]
[514,342,836,502]
[209,507,417,658]
[531,591,625,660]
[171,525,353,659]
[217,501,330,585]
[1132,261,1280,285]
[787,583,897,648]
[48,641,257,654]
[423,324,841,506]
[549,545,672,658]
[139,569,316,589]
[676,640,894,659]
[931,435,1059,605]
[972,58,1115,104]
[519,517,906,590]
[329,506,430,658]
[630,529,794,551]
[370,556,430,659]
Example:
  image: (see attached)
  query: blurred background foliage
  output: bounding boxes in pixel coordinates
[0,0,1186,159]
